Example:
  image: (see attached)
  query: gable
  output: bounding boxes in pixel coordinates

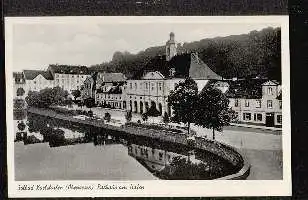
[142,71,165,80]
[262,80,279,86]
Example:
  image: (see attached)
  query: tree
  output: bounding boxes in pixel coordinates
[25,87,69,108]
[125,110,132,122]
[16,88,25,96]
[14,99,25,109]
[163,112,170,124]
[167,77,198,135]
[71,90,81,100]
[195,84,235,140]
[84,98,95,110]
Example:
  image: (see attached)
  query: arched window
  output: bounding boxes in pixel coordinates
[140,101,143,114]
[134,101,138,113]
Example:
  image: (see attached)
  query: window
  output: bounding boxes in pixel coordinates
[277,115,282,124]
[267,87,273,95]
[254,113,263,121]
[256,100,261,108]
[135,83,137,89]
[130,83,132,89]
[159,152,163,161]
[234,99,239,107]
[145,82,148,89]
[140,83,142,89]
[159,83,162,91]
[267,100,273,108]
[245,100,249,107]
[279,101,282,109]
[243,113,251,121]
[151,83,154,91]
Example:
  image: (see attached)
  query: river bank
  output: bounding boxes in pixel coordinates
[27,107,250,180]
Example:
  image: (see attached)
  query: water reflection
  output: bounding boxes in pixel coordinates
[14,112,235,180]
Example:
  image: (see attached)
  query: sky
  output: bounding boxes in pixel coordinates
[10,17,280,72]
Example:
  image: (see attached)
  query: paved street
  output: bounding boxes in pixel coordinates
[191,124,283,180]
[66,105,283,180]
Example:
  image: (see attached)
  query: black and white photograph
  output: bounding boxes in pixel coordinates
[5,16,291,197]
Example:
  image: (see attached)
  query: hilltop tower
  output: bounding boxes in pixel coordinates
[165,32,177,61]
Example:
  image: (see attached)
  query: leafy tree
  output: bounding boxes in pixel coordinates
[167,77,198,135]
[16,88,25,96]
[17,122,26,131]
[25,87,69,108]
[71,90,81,100]
[163,112,170,124]
[125,110,132,122]
[84,98,95,110]
[195,84,235,140]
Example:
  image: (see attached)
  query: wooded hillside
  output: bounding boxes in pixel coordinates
[89,27,281,80]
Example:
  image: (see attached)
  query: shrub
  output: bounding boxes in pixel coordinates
[142,113,148,121]
[17,122,26,131]
[104,112,111,122]
[88,110,93,117]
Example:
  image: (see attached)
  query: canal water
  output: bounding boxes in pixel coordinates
[14,111,236,181]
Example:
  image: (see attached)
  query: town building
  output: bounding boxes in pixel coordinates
[95,72,127,109]
[125,32,222,116]
[23,70,54,93]
[81,72,98,100]
[226,79,282,127]
[47,65,90,93]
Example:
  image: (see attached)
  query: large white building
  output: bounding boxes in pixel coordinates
[47,65,90,92]
[19,65,90,97]
[125,32,222,116]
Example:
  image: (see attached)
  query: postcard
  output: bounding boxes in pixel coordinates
[5,16,291,197]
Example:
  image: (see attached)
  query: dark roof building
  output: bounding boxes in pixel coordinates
[23,70,54,80]
[225,79,268,99]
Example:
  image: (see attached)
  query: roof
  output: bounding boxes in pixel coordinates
[225,79,265,99]
[132,53,222,80]
[13,72,25,84]
[96,72,127,87]
[48,65,89,74]
[262,80,280,86]
[23,70,54,80]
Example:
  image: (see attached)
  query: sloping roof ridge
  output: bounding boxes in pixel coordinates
[190,53,222,80]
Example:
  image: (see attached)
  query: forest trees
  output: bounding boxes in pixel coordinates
[168,78,234,139]
[89,27,281,81]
